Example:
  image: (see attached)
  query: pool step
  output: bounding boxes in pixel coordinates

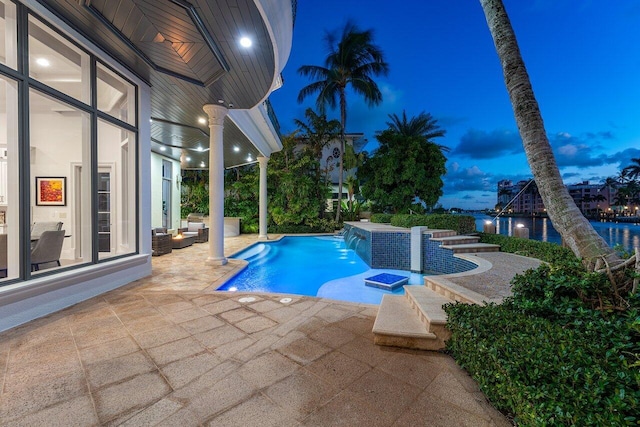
[430,235,480,245]
[373,286,453,351]
[440,243,500,253]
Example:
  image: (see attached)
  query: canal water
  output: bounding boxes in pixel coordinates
[473,214,640,251]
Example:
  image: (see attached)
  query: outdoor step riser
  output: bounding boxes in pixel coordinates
[437,238,480,246]
[374,333,445,351]
[426,280,469,303]
[430,231,458,239]
[449,247,500,254]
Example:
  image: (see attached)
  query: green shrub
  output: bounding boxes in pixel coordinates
[478,232,577,264]
[268,218,337,234]
[389,213,476,234]
[370,213,393,223]
[240,220,258,234]
[445,298,640,426]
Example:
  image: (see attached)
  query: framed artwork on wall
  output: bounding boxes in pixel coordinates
[35,177,66,206]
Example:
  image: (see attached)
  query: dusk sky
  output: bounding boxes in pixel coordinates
[269,0,640,210]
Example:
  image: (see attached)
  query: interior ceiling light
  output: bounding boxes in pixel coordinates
[159,146,166,151]
[198,117,207,124]
[196,146,203,151]
[239,37,252,48]
[200,162,205,167]
[247,155,253,162]
[233,146,240,152]
[36,58,50,67]
[185,156,191,162]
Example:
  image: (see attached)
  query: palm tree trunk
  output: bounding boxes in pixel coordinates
[335,89,346,222]
[479,0,619,269]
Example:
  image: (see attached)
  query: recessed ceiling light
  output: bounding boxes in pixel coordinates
[196,146,203,151]
[200,161,205,167]
[198,117,206,124]
[185,156,191,162]
[239,37,252,48]
[233,146,240,152]
[36,58,50,67]
[247,155,253,162]
[159,146,166,151]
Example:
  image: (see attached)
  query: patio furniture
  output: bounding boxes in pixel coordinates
[151,228,172,256]
[31,230,65,271]
[179,222,208,243]
[171,234,196,249]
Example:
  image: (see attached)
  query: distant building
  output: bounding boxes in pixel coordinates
[297,133,366,211]
[497,180,616,215]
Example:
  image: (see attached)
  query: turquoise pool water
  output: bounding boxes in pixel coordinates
[217,236,425,304]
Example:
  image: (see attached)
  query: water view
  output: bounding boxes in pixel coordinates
[473,214,640,251]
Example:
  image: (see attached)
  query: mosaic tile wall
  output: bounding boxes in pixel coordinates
[343,225,477,274]
[371,232,411,270]
[422,235,477,274]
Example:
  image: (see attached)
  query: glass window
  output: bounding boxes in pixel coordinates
[0,0,17,69]
[28,15,90,104]
[97,119,136,260]
[30,89,91,275]
[97,63,136,126]
[0,75,18,281]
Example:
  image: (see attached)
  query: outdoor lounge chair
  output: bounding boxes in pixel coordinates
[179,222,208,243]
[151,228,172,256]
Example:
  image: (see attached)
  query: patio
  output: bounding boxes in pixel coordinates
[0,235,510,426]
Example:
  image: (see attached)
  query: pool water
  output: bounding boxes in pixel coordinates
[217,236,426,304]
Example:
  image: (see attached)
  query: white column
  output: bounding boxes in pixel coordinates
[203,104,228,265]
[258,156,270,240]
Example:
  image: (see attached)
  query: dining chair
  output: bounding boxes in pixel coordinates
[31,230,65,271]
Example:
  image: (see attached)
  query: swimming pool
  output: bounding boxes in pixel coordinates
[217,236,426,304]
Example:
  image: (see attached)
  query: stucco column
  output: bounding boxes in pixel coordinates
[258,155,270,240]
[203,104,228,265]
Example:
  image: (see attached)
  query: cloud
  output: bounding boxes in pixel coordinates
[549,132,640,168]
[451,129,522,159]
[443,162,493,193]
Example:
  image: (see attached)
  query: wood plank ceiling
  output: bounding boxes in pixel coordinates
[38,0,278,169]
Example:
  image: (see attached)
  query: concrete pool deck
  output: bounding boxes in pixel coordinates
[0,234,518,426]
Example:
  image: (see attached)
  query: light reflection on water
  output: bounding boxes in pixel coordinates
[473,214,640,251]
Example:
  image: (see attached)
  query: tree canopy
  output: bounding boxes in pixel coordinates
[297,20,388,221]
[359,128,447,213]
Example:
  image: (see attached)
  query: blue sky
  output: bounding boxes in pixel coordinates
[268,0,640,210]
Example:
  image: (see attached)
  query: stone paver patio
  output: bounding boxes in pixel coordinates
[0,235,512,426]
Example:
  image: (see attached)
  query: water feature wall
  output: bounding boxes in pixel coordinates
[343,223,477,274]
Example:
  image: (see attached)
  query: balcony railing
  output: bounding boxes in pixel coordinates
[264,98,282,139]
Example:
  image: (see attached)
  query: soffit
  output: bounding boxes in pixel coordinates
[37,0,277,168]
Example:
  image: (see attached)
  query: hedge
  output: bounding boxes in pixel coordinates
[370,213,393,223]
[478,232,577,264]
[445,297,639,426]
[390,214,476,234]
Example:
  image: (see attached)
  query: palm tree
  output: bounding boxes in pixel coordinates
[479,0,618,269]
[386,110,449,152]
[622,158,640,181]
[298,20,389,222]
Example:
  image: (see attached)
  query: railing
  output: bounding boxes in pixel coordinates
[264,98,282,139]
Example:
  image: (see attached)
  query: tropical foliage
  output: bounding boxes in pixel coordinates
[359,112,446,213]
[298,20,389,222]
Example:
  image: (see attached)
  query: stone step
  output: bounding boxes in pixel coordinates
[404,286,451,329]
[373,295,439,351]
[427,229,458,238]
[440,243,500,254]
[430,235,481,245]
